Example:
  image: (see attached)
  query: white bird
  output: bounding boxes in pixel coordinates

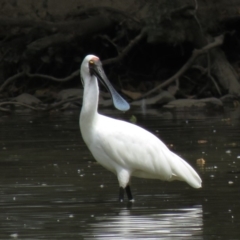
[80,54,202,202]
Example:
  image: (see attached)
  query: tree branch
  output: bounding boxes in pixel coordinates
[0,101,44,111]
[0,72,25,93]
[0,15,111,34]
[138,35,224,100]
[26,70,79,82]
[24,30,147,83]
[71,6,141,24]
[43,96,81,111]
[26,15,113,52]
[0,97,82,112]
[207,52,222,95]
[0,106,11,112]
[102,29,147,65]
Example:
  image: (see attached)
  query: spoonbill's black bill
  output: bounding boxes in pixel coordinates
[80,54,202,202]
[89,57,129,111]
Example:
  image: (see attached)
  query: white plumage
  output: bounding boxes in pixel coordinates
[80,54,202,201]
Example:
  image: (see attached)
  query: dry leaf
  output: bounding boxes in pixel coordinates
[196,158,206,166]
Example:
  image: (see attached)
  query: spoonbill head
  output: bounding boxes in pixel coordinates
[80,55,129,112]
[80,54,202,202]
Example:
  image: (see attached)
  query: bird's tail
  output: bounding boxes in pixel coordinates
[167,151,202,188]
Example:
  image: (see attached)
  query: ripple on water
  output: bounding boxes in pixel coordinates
[84,206,203,239]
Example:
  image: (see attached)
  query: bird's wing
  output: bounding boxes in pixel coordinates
[93,115,201,188]
[94,116,172,181]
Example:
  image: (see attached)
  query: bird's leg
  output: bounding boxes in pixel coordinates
[125,185,134,202]
[119,187,124,202]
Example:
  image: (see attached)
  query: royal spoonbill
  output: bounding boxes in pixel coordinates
[80,54,202,202]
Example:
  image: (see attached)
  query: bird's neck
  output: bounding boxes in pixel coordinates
[80,75,99,142]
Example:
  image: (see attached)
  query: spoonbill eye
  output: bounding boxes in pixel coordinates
[89,60,94,64]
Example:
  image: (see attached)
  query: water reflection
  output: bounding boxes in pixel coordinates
[0,107,240,239]
[87,205,203,239]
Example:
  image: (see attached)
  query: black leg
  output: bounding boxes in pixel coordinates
[125,185,134,201]
[119,187,124,202]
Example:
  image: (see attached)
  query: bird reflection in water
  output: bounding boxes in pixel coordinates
[86,205,203,239]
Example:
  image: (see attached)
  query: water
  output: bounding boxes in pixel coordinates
[0,107,240,239]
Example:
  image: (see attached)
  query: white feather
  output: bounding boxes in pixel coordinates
[80,55,202,195]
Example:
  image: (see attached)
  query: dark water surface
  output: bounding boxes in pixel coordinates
[0,107,240,239]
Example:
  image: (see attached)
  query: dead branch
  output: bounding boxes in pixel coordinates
[0,17,57,31]
[0,6,141,32]
[72,6,141,24]
[207,52,222,95]
[26,70,79,82]
[43,96,81,111]
[170,5,195,17]
[0,106,10,112]
[26,15,112,52]
[0,69,80,93]
[24,30,146,83]
[27,33,74,52]
[0,97,82,112]
[0,15,111,34]
[0,101,44,111]
[102,29,147,65]
[138,35,224,100]
[0,72,25,93]
[191,65,207,75]
[194,0,198,10]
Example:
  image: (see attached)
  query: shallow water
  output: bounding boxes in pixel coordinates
[0,107,240,239]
